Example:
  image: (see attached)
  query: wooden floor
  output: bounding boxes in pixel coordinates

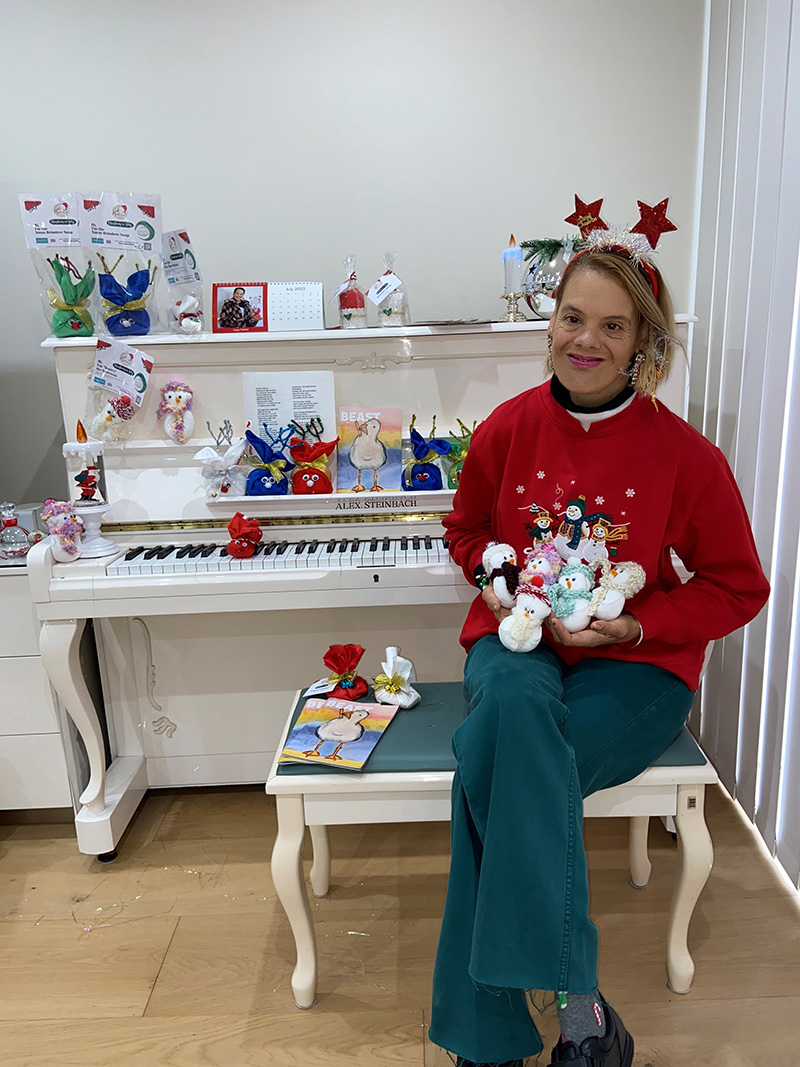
[0,783,798,1066]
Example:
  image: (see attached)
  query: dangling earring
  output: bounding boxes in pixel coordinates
[546,334,555,375]
[628,351,646,387]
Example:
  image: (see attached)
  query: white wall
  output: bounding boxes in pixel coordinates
[0,0,705,503]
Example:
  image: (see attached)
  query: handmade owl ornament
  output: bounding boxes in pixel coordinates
[549,557,595,632]
[373,646,420,708]
[156,380,194,445]
[588,559,647,620]
[90,393,135,441]
[481,542,521,608]
[498,578,552,653]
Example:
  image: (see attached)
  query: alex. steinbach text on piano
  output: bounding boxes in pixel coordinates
[334,497,416,511]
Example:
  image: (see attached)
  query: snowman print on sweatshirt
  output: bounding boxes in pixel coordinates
[522,491,631,565]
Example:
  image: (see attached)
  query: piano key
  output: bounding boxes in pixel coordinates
[200,545,216,557]
[424,536,432,550]
[156,545,176,559]
[143,546,164,560]
[124,546,145,561]
[350,538,360,552]
[264,541,277,556]
[412,536,421,550]
[175,545,195,559]
[276,542,289,555]
[326,538,336,553]
[337,539,348,553]
[370,537,378,552]
[401,536,408,550]
[382,537,390,552]
[188,545,207,558]
[307,540,319,553]
[294,540,307,555]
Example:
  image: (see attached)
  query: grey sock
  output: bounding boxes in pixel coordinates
[556,989,605,1045]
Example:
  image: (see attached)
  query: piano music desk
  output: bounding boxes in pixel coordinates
[266,683,717,1009]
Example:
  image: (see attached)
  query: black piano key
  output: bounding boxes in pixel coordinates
[253,543,267,556]
[412,536,421,550]
[326,539,336,553]
[143,546,163,560]
[382,537,390,551]
[401,536,408,550]
[176,545,194,558]
[220,547,228,556]
[124,546,145,561]
[294,540,306,555]
[424,536,432,550]
[307,540,319,553]
[442,537,449,548]
[200,545,216,558]
[350,538,361,553]
[264,541,277,556]
[276,542,289,556]
[188,544,206,557]
[369,537,378,551]
[156,545,176,559]
[338,539,348,553]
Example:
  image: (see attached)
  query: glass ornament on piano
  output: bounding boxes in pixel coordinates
[0,501,40,562]
[401,416,453,491]
[243,424,296,496]
[193,421,248,500]
[522,237,583,319]
[288,418,339,494]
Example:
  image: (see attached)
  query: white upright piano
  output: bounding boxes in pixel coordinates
[28,320,689,855]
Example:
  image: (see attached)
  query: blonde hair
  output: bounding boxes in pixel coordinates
[554,249,682,398]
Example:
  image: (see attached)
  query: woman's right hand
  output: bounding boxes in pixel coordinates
[482,584,511,622]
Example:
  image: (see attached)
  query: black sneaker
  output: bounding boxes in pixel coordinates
[549,997,633,1066]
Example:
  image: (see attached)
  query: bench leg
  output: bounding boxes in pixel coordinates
[309,825,331,898]
[628,816,652,889]
[666,784,714,994]
[271,794,318,1009]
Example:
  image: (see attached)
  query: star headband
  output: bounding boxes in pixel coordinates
[563,194,678,300]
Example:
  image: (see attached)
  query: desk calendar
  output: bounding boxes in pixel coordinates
[266,282,324,331]
[212,281,324,333]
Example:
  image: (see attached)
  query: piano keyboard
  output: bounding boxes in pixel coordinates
[107,535,451,576]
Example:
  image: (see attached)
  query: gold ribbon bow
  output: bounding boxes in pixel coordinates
[328,668,357,685]
[296,456,330,474]
[101,296,149,324]
[46,288,93,330]
[374,672,405,695]
[250,458,288,483]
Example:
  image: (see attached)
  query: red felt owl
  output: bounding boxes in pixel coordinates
[227,512,262,558]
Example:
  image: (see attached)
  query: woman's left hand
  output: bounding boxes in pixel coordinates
[545,612,642,648]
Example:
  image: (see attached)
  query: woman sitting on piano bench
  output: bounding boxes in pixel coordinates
[429,234,769,1067]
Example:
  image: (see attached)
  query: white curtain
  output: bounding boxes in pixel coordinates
[692,0,800,885]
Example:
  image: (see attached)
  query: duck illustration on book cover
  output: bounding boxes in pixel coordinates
[279,698,399,769]
[336,406,402,492]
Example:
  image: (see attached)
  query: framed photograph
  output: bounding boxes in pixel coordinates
[212,282,267,333]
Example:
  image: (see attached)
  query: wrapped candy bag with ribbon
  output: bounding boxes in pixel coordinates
[288,418,339,494]
[244,424,296,496]
[46,256,95,337]
[373,646,420,708]
[227,512,262,558]
[323,643,369,700]
[401,415,453,491]
[97,253,156,336]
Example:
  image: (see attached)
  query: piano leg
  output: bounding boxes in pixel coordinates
[309,825,331,898]
[39,618,107,815]
[271,794,318,1008]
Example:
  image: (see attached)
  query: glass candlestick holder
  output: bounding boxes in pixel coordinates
[499,292,528,322]
[62,440,108,506]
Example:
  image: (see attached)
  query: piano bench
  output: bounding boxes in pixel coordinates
[265,681,718,1009]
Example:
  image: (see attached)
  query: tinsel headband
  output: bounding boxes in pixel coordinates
[563,195,678,301]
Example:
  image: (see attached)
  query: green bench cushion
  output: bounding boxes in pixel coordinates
[275,680,707,776]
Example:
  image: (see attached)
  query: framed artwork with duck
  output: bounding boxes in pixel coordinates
[336,406,402,492]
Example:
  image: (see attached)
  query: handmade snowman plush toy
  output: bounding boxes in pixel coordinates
[91,394,135,441]
[549,557,596,632]
[498,579,552,653]
[589,559,646,620]
[521,541,562,588]
[481,542,521,608]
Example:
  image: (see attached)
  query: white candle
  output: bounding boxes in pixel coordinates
[502,234,524,294]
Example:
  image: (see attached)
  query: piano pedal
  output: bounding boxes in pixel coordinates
[97,849,118,863]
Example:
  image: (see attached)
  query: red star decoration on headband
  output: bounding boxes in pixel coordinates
[564,195,608,239]
[631,198,677,249]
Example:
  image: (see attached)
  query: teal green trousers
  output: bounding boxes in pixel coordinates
[429,636,695,1063]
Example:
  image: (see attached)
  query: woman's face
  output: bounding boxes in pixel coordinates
[233,288,245,302]
[548,268,644,407]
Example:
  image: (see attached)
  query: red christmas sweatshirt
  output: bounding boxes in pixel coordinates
[444,383,770,690]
